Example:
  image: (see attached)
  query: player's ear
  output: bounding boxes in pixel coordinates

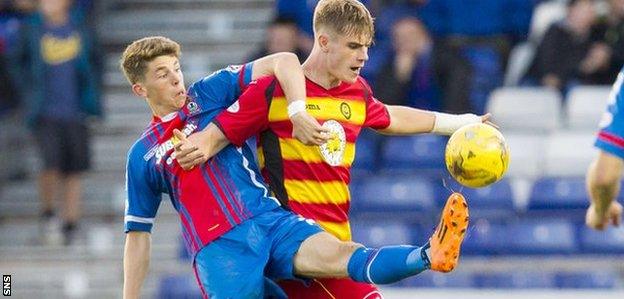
[132,83,147,98]
[318,34,330,53]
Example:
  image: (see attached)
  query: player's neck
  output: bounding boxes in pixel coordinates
[147,100,177,120]
[302,53,341,90]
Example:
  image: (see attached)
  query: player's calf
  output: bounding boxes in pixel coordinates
[345,192,469,283]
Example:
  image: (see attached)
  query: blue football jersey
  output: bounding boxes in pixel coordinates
[596,68,624,159]
[124,62,281,257]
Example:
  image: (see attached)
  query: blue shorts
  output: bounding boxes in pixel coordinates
[193,208,323,299]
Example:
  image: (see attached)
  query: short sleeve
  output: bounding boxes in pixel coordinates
[360,78,391,129]
[596,70,624,159]
[124,146,162,233]
[187,62,254,110]
[213,77,275,147]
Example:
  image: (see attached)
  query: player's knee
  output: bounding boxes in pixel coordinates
[294,232,362,277]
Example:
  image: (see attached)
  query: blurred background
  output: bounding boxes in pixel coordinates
[1,0,624,298]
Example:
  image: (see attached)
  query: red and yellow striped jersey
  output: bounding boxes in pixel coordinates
[215,76,390,240]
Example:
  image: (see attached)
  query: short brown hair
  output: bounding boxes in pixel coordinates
[120,36,181,84]
[313,0,375,42]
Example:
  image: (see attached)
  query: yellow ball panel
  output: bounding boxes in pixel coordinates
[445,123,510,188]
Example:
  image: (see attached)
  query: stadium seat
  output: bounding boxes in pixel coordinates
[380,135,447,176]
[565,86,610,130]
[527,0,566,43]
[556,271,617,289]
[486,87,562,133]
[350,220,413,247]
[508,220,577,254]
[528,177,588,210]
[579,224,624,253]
[460,180,515,217]
[462,219,510,255]
[158,274,202,299]
[352,129,380,172]
[475,271,556,288]
[464,45,503,114]
[504,42,536,87]
[543,131,597,177]
[352,175,437,213]
[504,133,545,178]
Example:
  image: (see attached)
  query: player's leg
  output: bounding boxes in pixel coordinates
[293,192,469,283]
[193,219,272,298]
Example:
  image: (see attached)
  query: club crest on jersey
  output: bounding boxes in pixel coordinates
[186,101,200,114]
[340,102,351,119]
[319,120,346,167]
[155,122,198,165]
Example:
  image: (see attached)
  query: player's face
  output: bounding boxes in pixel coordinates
[139,55,186,114]
[326,33,370,84]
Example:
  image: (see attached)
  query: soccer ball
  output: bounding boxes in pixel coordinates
[445,123,510,188]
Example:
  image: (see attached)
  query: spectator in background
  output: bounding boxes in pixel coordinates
[426,0,528,114]
[248,16,307,63]
[372,17,440,110]
[362,0,438,79]
[275,0,371,53]
[0,0,35,185]
[525,0,605,92]
[0,1,22,115]
[590,0,624,83]
[10,0,101,245]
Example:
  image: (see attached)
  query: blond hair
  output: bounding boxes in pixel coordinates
[313,0,375,42]
[120,36,181,84]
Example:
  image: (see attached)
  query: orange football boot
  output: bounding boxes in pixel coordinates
[428,192,469,272]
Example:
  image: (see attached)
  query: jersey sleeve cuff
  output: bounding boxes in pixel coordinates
[125,221,153,233]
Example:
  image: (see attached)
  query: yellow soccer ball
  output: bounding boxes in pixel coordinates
[445,123,510,188]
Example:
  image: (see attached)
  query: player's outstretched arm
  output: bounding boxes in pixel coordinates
[123,231,151,299]
[251,52,328,145]
[586,151,624,230]
[174,126,229,170]
[378,105,489,135]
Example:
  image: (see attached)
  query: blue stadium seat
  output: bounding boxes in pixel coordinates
[350,220,413,247]
[528,177,588,210]
[475,271,555,288]
[351,175,436,213]
[508,220,577,254]
[579,224,624,253]
[380,135,447,175]
[556,271,617,289]
[462,219,510,255]
[158,274,202,299]
[460,180,515,218]
[352,129,380,172]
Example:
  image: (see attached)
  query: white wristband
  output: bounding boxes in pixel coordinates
[287,100,306,118]
[432,112,481,135]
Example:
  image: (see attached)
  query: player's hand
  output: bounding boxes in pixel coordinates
[290,111,329,145]
[586,201,623,230]
[173,129,207,170]
[480,113,498,128]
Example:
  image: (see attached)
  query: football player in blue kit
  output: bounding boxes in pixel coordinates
[586,69,624,230]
